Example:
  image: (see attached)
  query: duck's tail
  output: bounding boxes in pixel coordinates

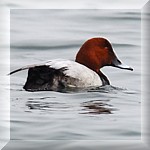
[8,67,28,75]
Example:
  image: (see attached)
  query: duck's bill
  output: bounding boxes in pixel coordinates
[112,59,133,71]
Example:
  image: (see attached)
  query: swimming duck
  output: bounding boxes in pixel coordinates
[9,37,133,92]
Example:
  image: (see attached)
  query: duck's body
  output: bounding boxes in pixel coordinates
[9,37,133,92]
[22,59,103,91]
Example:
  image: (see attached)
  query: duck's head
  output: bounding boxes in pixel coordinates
[75,37,133,73]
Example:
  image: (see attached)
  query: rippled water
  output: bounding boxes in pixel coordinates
[5,9,142,149]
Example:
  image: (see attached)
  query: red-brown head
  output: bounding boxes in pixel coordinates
[75,37,133,73]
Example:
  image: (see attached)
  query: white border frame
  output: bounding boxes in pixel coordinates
[0,0,149,149]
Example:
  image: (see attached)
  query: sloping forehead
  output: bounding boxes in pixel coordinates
[95,38,113,51]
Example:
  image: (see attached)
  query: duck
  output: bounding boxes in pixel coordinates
[9,37,133,92]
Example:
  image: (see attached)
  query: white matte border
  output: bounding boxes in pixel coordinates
[0,0,149,149]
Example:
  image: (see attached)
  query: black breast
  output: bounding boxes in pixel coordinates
[98,71,110,86]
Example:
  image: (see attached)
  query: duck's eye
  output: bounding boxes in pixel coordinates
[104,46,108,49]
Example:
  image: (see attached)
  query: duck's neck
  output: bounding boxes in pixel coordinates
[97,71,110,86]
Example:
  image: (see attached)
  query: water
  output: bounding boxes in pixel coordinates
[4,9,142,149]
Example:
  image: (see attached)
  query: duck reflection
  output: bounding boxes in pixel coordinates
[26,98,68,112]
[25,98,116,115]
[81,100,116,115]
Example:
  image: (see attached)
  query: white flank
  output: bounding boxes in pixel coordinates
[45,59,102,87]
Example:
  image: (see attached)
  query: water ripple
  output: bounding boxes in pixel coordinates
[87,85,126,94]
[11,44,80,51]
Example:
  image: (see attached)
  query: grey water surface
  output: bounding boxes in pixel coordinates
[8,9,141,149]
